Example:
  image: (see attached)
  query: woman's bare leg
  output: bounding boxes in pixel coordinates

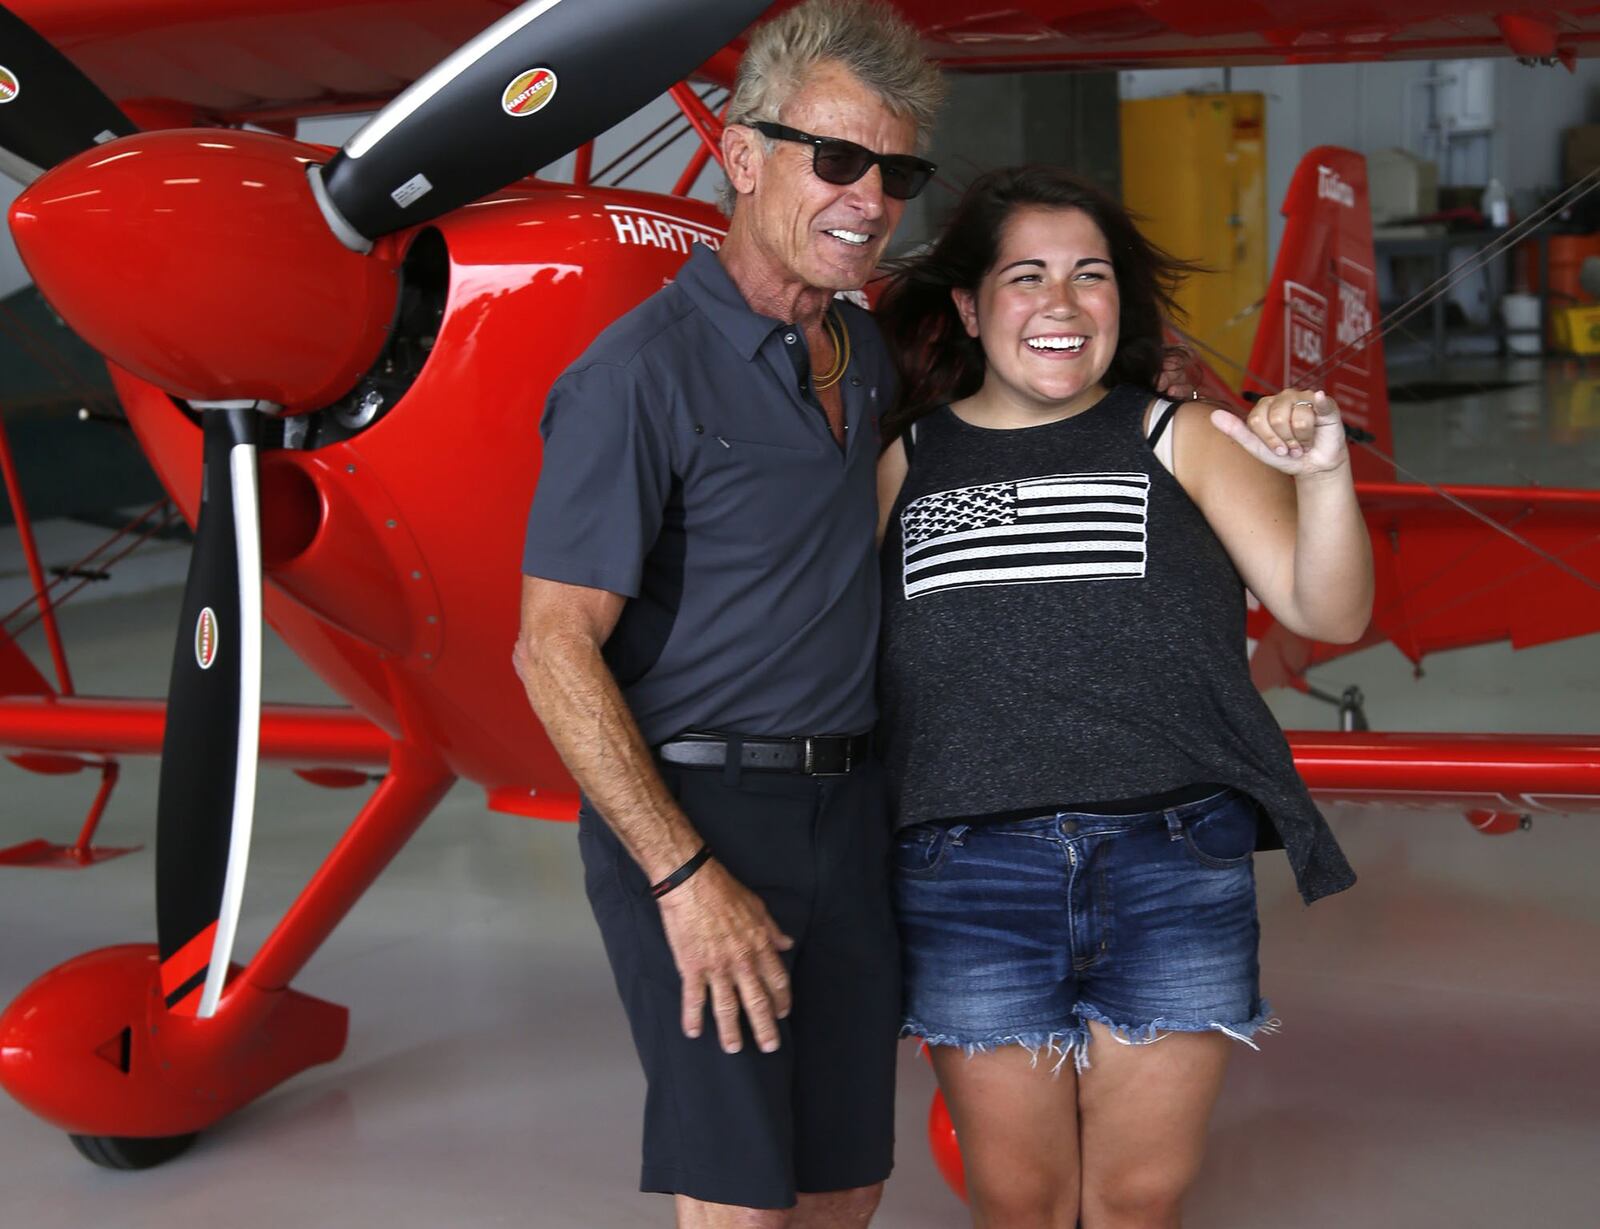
[932,1043,1083,1229]
[1076,1021,1232,1229]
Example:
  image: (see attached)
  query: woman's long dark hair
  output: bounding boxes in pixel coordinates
[875,164,1200,442]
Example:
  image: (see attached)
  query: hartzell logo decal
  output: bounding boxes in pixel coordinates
[195,607,219,670]
[0,66,19,105]
[604,205,725,255]
[502,68,557,117]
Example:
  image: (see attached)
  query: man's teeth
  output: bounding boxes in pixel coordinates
[826,228,870,246]
[1026,336,1086,351]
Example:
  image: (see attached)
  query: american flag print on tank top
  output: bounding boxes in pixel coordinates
[900,471,1150,599]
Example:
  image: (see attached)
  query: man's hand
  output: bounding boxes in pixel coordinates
[1155,349,1199,401]
[657,858,794,1054]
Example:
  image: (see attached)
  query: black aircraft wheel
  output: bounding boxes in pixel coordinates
[68,1132,198,1170]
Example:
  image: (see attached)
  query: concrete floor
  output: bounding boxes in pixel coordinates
[2,361,1598,1227]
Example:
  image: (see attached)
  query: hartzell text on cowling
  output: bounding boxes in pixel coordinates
[609,211,723,253]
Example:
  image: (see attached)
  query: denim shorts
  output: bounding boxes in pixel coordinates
[893,788,1275,1072]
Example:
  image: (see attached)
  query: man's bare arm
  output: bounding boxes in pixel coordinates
[513,575,793,1053]
[514,575,698,877]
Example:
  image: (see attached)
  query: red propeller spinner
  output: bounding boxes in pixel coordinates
[9,130,401,413]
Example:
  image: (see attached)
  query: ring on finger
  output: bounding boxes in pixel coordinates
[1292,399,1313,406]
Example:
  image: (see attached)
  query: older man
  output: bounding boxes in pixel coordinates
[514,2,943,1224]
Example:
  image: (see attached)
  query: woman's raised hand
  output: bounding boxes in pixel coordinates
[1208,388,1349,478]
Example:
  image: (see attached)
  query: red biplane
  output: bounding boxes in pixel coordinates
[0,0,1596,1187]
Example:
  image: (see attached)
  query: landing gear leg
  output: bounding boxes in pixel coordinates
[1306,683,1369,731]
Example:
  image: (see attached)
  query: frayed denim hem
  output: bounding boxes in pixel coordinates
[900,1020,1090,1076]
[1071,999,1282,1070]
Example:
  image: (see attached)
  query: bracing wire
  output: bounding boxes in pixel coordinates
[598,86,727,188]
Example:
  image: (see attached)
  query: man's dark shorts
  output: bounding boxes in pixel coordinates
[577,756,900,1209]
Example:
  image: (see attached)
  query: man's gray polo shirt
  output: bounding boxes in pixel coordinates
[522,243,892,746]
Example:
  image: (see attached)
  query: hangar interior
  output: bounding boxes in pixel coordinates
[2,38,1599,1229]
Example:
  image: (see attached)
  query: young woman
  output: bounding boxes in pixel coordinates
[874,165,1371,1228]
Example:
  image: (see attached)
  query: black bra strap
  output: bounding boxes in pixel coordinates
[1146,398,1180,447]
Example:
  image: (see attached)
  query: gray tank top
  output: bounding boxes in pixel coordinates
[878,385,1354,904]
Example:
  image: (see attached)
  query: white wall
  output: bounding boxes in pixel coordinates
[1494,58,1600,210]
[1121,58,1600,264]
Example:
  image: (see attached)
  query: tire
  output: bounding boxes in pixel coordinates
[69,1132,198,1170]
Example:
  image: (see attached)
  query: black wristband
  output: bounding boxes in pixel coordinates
[650,845,711,899]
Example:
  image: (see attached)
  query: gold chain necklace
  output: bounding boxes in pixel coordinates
[812,310,850,391]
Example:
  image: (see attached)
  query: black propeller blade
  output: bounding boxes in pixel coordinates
[315,0,772,245]
[0,5,136,183]
[0,3,257,1010]
[154,408,263,1014]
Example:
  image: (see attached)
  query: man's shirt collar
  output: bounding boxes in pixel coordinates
[674,243,787,361]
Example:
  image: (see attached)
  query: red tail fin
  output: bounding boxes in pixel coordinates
[1245,147,1394,483]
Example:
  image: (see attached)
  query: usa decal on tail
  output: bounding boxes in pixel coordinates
[1246,146,1395,483]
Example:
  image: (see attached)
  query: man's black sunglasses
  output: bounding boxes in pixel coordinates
[751,121,936,201]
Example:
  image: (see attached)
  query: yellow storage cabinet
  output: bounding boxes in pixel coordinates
[1119,93,1266,391]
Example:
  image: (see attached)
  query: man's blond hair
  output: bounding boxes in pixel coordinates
[728,0,943,144]
[719,0,944,211]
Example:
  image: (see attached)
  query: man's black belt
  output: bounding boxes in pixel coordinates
[656,731,872,776]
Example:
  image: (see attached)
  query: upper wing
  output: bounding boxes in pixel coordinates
[12,0,1599,125]
[8,0,521,123]
[893,2,1598,70]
